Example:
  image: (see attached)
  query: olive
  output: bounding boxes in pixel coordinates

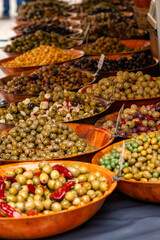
[25,201,36,211]
[51,202,62,212]
[61,200,71,210]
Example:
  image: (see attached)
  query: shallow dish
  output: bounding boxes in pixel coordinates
[0,49,84,75]
[92,140,160,203]
[0,160,117,239]
[0,123,114,164]
[0,68,95,103]
[75,39,150,56]
[80,83,160,112]
[0,96,111,131]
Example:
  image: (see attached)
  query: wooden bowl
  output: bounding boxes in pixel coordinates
[0,68,95,103]
[92,140,160,203]
[95,104,160,137]
[0,123,114,165]
[0,96,112,131]
[0,160,117,239]
[73,55,159,78]
[80,84,160,112]
[75,39,150,56]
[0,49,84,75]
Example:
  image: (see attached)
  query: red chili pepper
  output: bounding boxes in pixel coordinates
[34,171,42,177]
[26,210,37,216]
[26,210,44,216]
[150,77,155,81]
[134,121,140,127]
[50,180,75,201]
[65,98,70,110]
[52,164,73,178]
[0,214,3,217]
[121,118,125,124]
[44,98,50,102]
[0,180,6,200]
[0,202,22,218]
[145,115,152,121]
[3,177,16,183]
[21,168,26,172]
[27,184,35,194]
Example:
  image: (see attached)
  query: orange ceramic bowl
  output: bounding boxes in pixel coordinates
[80,83,160,112]
[0,123,114,165]
[75,39,151,56]
[0,96,111,130]
[0,161,117,239]
[0,49,84,75]
[92,140,160,203]
[0,68,95,103]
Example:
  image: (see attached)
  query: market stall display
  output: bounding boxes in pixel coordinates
[0,0,160,238]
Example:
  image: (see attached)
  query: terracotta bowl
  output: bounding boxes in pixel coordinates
[92,140,160,203]
[79,83,160,112]
[95,104,160,137]
[0,49,84,75]
[0,160,117,239]
[0,123,114,165]
[0,96,112,131]
[0,68,95,103]
[75,39,150,56]
[73,55,159,79]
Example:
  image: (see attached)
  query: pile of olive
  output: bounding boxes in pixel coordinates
[17,8,63,22]
[72,52,155,72]
[0,119,96,160]
[0,88,106,124]
[102,103,160,138]
[100,132,160,182]
[85,71,160,100]
[85,37,132,55]
[3,64,93,94]
[4,30,77,53]
[88,6,117,15]
[1,161,108,216]
[15,20,75,37]
[81,12,146,41]
[18,0,67,13]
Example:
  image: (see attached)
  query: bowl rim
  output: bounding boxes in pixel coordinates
[0,49,85,70]
[0,122,114,162]
[0,160,117,220]
[92,138,160,185]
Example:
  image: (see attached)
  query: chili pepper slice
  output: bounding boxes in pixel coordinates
[0,180,6,200]
[3,177,16,182]
[34,171,42,177]
[50,180,75,201]
[52,164,73,178]
[0,202,22,217]
[27,210,37,216]
[27,184,35,194]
